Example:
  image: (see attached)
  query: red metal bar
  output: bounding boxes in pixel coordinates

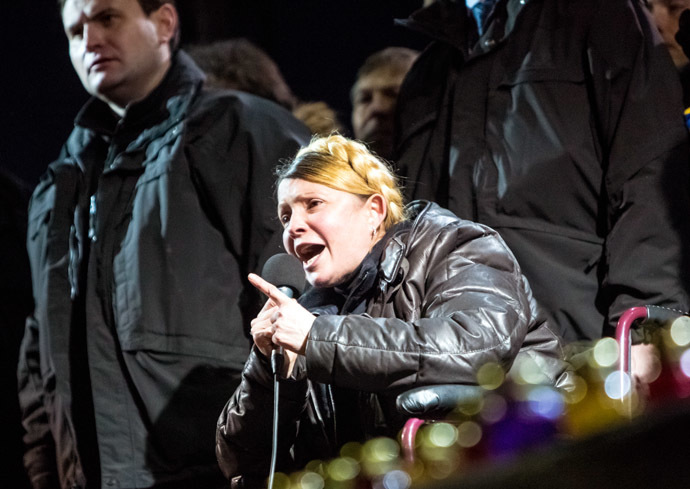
[615,306,648,403]
[401,418,425,463]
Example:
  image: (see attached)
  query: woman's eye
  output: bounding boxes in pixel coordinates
[308,200,322,209]
[280,214,290,226]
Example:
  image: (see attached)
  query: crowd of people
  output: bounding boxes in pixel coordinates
[3,0,689,488]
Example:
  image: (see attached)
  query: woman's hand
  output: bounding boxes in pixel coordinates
[248,273,316,356]
[250,299,280,359]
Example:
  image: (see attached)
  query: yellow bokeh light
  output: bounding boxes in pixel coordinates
[339,442,362,461]
[671,316,690,346]
[327,457,360,481]
[304,460,325,475]
[272,472,290,489]
[477,362,505,390]
[516,356,549,385]
[456,421,482,448]
[592,337,619,368]
[363,437,399,463]
[299,471,324,489]
[428,423,458,448]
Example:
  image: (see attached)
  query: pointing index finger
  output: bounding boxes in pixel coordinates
[248,273,289,305]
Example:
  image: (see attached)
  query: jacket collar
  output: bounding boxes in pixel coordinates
[67,50,204,173]
[397,0,530,56]
[377,200,441,293]
[74,50,204,134]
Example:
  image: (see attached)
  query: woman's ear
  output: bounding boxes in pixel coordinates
[367,194,387,229]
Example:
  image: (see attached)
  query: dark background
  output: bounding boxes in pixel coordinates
[0,0,428,187]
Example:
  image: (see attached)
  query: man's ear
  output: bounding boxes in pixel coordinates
[367,193,387,229]
[152,3,178,47]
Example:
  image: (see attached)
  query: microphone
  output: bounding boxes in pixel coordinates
[260,254,305,489]
[260,253,306,375]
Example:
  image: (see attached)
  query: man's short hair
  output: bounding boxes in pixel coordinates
[58,0,176,13]
[351,47,419,101]
[187,38,297,110]
[58,0,180,50]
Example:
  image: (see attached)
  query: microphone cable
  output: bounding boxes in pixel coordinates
[258,253,305,489]
[268,347,284,489]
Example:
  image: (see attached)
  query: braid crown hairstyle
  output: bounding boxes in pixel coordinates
[276,135,407,230]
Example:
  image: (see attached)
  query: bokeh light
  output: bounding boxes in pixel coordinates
[480,392,508,423]
[593,337,619,368]
[273,472,290,489]
[382,470,412,489]
[304,460,325,475]
[362,438,400,477]
[363,438,399,463]
[680,349,690,378]
[604,371,631,400]
[514,356,549,385]
[477,362,505,390]
[339,442,362,461]
[670,316,690,346]
[527,386,565,420]
[456,421,482,448]
[327,457,360,481]
[428,423,458,448]
[298,471,324,489]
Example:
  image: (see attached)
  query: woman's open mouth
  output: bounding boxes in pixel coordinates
[296,244,325,267]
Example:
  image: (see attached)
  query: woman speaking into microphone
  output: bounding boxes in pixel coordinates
[216,135,570,487]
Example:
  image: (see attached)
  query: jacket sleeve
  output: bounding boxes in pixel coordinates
[589,0,690,332]
[305,222,535,391]
[186,94,311,333]
[17,315,59,489]
[216,347,310,486]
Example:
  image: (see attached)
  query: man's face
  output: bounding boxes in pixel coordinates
[62,0,173,110]
[351,68,407,160]
[650,0,690,67]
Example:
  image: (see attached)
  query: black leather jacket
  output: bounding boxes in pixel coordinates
[216,201,569,486]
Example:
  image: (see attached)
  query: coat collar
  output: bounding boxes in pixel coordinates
[397,0,531,57]
[377,200,447,293]
[66,50,204,173]
[73,50,204,135]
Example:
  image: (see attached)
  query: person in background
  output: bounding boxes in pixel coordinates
[351,47,418,160]
[17,1,309,488]
[216,134,570,488]
[394,0,690,382]
[188,38,343,136]
[648,0,690,111]
[187,38,297,110]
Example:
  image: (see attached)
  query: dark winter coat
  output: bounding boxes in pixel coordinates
[394,0,690,341]
[17,51,309,489]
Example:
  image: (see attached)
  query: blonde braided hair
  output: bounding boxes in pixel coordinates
[276,134,407,229]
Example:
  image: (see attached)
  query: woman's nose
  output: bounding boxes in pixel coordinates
[286,211,308,236]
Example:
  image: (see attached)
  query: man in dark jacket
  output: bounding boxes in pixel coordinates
[394,0,690,348]
[16,1,309,488]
